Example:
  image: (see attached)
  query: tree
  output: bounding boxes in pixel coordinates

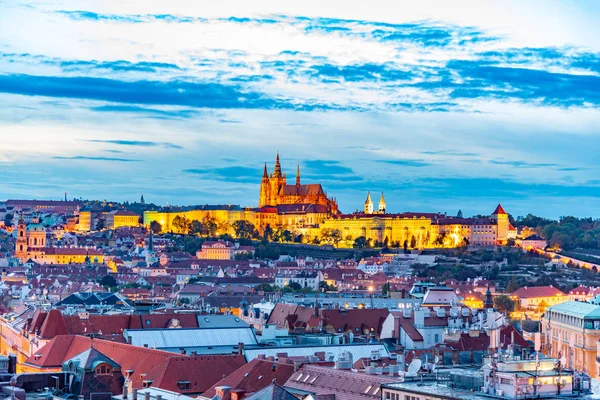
[506,277,521,293]
[506,238,516,246]
[282,230,293,243]
[150,221,162,234]
[493,295,515,313]
[263,224,274,242]
[255,283,275,292]
[100,274,117,288]
[3,214,13,228]
[353,236,368,249]
[410,235,417,249]
[202,216,218,237]
[330,229,343,247]
[95,218,105,231]
[287,282,302,291]
[189,220,204,236]
[234,251,253,260]
[172,215,191,234]
[381,282,391,297]
[233,220,257,240]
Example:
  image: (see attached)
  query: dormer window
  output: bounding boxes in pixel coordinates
[177,380,192,390]
[95,363,112,375]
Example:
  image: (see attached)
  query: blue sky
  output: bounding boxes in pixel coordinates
[1,0,600,218]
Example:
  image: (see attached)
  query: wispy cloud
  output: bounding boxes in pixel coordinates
[84,139,183,149]
[53,156,141,162]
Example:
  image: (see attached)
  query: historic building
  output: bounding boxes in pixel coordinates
[259,153,338,214]
[315,202,517,248]
[14,215,103,264]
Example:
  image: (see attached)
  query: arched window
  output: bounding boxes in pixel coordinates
[95,364,111,375]
[19,231,23,237]
[19,245,23,251]
[33,238,37,246]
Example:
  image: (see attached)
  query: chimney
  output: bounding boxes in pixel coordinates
[231,389,246,400]
[215,386,231,400]
[238,342,244,355]
[132,389,138,400]
[123,386,128,400]
[127,335,132,344]
[156,395,162,400]
[144,392,150,400]
[180,348,186,355]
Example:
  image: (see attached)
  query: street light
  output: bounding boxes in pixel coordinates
[368,286,374,309]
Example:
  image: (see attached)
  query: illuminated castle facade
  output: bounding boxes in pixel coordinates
[259,153,338,214]
[143,155,516,249]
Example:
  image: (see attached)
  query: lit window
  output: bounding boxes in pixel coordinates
[364,385,372,394]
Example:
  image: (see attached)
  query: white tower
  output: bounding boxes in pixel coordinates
[378,192,386,214]
[364,192,374,214]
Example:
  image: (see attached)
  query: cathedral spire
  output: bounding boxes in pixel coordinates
[262,163,268,180]
[296,163,301,186]
[274,152,282,177]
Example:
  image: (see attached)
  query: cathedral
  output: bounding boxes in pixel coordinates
[259,153,339,214]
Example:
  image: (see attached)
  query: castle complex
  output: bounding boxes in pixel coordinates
[259,153,338,214]
[143,154,516,247]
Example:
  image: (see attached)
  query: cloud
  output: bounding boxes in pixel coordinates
[57,10,201,24]
[53,156,141,162]
[421,150,480,157]
[489,159,559,168]
[304,160,354,175]
[374,159,431,167]
[184,166,260,183]
[90,105,200,119]
[0,74,290,110]
[445,60,600,107]
[85,139,183,149]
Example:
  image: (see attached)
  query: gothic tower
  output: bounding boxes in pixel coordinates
[259,163,270,207]
[378,192,386,214]
[269,153,286,205]
[296,163,301,186]
[15,214,27,259]
[364,192,374,214]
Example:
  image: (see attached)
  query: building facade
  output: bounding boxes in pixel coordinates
[542,301,600,377]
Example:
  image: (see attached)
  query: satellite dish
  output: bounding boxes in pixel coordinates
[560,356,567,365]
[407,359,422,376]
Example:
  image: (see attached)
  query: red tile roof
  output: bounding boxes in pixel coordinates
[492,204,507,215]
[203,359,295,398]
[25,335,245,394]
[511,285,565,299]
[284,365,395,400]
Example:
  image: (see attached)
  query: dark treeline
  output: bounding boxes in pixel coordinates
[514,214,600,250]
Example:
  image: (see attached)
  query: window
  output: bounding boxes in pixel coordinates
[177,381,192,390]
[364,386,372,394]
[95,364,112,375]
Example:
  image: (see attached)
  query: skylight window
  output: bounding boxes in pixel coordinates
[364,386,373,393]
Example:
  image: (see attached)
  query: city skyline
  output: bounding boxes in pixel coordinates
[2,1,600,217]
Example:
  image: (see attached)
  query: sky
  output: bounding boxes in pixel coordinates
[1,0,600,218]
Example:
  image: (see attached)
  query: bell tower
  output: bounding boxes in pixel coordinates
[364,192,374,214]
[378,192,386,214]
[15,214,27,259]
